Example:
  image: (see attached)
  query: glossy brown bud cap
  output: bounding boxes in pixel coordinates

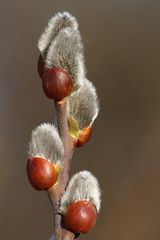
[42,67,73,101]
[27,157,58,190]
[65,200,97,233]
[76,127,93,147]
[37,55,45,79]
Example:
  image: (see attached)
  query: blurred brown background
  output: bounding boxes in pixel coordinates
[0,0,160,239]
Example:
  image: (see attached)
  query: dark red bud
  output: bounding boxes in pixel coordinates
[27,157,58,190]
[65,200,97,233]
[42,67,73,101]
[76,127,93,147]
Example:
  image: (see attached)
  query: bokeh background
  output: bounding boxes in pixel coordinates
[1,0,160,239]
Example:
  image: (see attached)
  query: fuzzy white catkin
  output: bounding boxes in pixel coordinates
[60,170,101,214]
[46,27,85,86]
[49,234,55,240]
[38,12,78,56]
[67,78,99,130]
[28,123,63,163]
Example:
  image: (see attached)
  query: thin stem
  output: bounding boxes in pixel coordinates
[55,100,74,194]
[47,186,62,240]
[47,99,76,240]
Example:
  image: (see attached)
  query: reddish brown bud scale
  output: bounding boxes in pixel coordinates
[37,55,45,78]
[42,67,73,101]
[27,157,58,190]
[76,127,93,147]
[65,200,97,233]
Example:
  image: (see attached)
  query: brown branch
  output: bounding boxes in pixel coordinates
[47,99,76,240]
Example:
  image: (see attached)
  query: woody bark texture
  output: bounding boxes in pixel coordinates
[47,100,75,240]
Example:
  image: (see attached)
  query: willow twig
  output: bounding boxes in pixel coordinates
[47,100,75,240]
